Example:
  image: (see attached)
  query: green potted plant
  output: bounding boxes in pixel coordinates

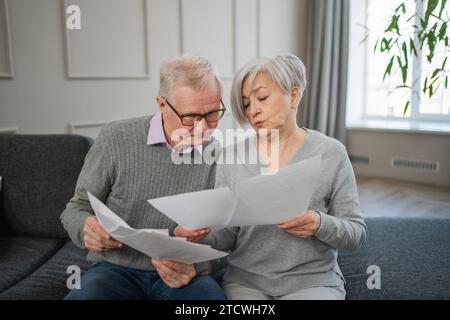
[374,0,449,113]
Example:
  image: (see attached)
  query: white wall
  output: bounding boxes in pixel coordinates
[0,0,310,137]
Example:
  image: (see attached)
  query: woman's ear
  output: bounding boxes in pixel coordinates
[291,86,301,109]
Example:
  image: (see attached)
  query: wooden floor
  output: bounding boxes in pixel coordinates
[356,177,450,218]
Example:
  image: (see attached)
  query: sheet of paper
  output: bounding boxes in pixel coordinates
[148,155,322,229]
[110,226,226,263]
[148,188,238,229]
[228,155,321,226]
[87,192,228,264]
[88,192,130,233]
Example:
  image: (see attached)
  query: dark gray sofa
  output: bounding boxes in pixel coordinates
[0,134,449,300]
[339,217,450,299]
[0,134,93,299]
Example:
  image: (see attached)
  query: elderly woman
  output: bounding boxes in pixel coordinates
[175,53,366,300]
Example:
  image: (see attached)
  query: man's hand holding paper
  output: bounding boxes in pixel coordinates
[151,259,197,289]
[87,192,227,264]
[83,216,123,252]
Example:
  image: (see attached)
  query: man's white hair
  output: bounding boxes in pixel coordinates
[230,53,307,126]
[159,54,223,100]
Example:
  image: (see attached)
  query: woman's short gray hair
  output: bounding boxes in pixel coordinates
[230,53,307,125]
[159,54,222,99]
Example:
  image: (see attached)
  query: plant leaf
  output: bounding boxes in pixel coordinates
[429,76,440,87]
[432,68,441,79]
[381,38,393,52]
[403,101,410,115]
[410,38,418,56]
[402,42,409,67]
[439,0,448,18]
[427,32,437,62]
[385,15,400,34]
[425,0,439,26]
[384,56,395,80]
[407,14,416,23]
[395,3,406,15]
[397,56,408,84]
[438,23,447,40]
[374,39,379,54]
[441,57,448,70]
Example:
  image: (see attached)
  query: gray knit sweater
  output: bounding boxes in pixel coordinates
[202,129,367,296]
[60,116,216,271]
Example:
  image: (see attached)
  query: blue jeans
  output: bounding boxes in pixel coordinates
[64,261,226,300]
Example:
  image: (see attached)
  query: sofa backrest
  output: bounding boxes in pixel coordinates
[0,134,93,239]
[339,217,450,300]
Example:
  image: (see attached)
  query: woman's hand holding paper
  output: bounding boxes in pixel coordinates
[174,225,210,242]
[277,210,321,239]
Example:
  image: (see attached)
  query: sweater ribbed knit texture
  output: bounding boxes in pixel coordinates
[60,116,216,271]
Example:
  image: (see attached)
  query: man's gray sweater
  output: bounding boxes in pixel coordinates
[60,116,216,271]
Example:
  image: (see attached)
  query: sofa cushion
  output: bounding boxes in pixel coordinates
[0,135,93,238]
[0,236,65,293]
[339,217,450,300]
[0,242,92,300]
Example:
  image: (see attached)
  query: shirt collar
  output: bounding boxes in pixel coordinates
[147,111,166,145]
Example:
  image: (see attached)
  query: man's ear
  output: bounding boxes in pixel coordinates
[291,86,301,108]
[156,96,166,112]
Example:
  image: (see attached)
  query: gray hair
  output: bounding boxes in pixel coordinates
[230,53,307,125]
[159,54,222,99]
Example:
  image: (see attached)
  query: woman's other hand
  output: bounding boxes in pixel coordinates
[278,210,321,238]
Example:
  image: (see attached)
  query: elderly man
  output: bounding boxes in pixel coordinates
[60,55,227,300]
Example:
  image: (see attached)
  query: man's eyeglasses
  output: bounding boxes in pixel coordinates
[162,97,226,126]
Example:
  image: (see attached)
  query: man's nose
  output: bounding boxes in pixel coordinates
[194,118,209,134]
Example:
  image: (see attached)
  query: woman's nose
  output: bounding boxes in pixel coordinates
[248,102,261,116]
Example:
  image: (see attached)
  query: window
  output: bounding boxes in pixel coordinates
[347,0,450,132]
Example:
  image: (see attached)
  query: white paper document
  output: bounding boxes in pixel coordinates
[148,155,322,230]
[87,192,228,264]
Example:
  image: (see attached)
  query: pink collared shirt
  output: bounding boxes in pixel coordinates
[147,111,200,154]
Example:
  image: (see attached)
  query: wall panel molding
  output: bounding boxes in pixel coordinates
[256,0,261,57]
[0,0,14,79]
[63,0,150,79]
[178,0,183,55]
[0,126,18,134]
[235,0,259,72]
[179,0,236,80]
[231,0,237,74]
[68,120,113,138]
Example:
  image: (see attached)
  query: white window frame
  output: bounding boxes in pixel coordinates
[347,0,450,133]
